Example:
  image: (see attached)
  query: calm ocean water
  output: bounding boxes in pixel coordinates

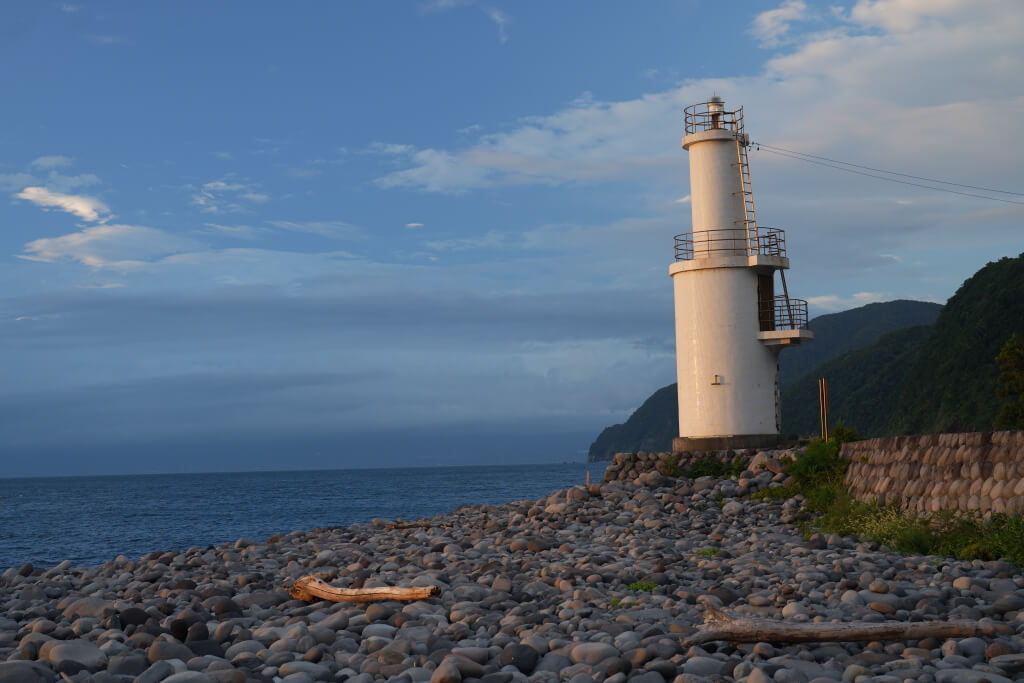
[0,462,595,571]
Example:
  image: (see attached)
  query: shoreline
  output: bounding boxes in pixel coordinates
[2,461,1024,683]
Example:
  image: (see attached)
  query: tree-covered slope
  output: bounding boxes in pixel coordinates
[780,325,933,436]
[779,300,941,389]
[587,384,677,462]
[588,299,942,461]
[783,253,1024,437]
[888,253,1024,434]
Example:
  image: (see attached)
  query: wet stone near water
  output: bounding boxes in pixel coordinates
[1,448,1024,682]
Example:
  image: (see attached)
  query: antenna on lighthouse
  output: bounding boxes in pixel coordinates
[670,97,813,452]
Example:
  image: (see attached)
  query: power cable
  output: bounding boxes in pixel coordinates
[753,142,1024,197]
[752,145,1024,206]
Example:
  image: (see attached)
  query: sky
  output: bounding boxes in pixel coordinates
[2,0,1022,475]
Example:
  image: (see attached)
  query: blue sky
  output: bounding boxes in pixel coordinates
[2,1,1022,474]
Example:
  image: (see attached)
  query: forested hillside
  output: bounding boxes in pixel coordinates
[785,253,1024,435]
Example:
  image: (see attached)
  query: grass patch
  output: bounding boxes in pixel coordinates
[761,433,1024,567]
[610,598,637,608]
[626,581,658,593]
[683,453,747,479]
[695,547,720,557]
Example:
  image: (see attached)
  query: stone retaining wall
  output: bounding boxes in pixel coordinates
[842,430,1024,515]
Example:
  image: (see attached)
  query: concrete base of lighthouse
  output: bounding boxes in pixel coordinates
[673,433,785,453]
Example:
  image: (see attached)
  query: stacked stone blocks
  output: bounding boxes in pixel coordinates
[841,430,1024,515]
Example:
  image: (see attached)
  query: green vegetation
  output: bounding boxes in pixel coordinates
[695,547,720,557]
[683,453,747,479]
[783,253,1024,436]
[609,598,638,608]
[995,333,1024,429]
[626,581,658,592]
[757,434,1024,567]
[778,299,942,386]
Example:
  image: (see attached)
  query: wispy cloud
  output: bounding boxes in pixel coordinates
[20,224,196,268]
[29,155,72,170]
[192,180,269,213]
[405,222,424,229]
[269,220,362,240]
[750,0,809,48]
[16,187,110,223]
[203,223,268,240]
[483,6,509,43]
[86,34,131,46]
[0,173,37,192]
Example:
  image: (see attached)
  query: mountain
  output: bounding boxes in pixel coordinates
[783,253,1024,436]
[587,384,678,462]
[780,324,932,436]
[588,299,942,461]
[778,300,942,389]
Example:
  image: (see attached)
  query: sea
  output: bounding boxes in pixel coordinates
[0,462,595,572]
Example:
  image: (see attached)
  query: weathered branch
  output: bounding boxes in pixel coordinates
[683,606,1010,646]
[288,575,441,603]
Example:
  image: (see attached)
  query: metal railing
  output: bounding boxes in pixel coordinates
[760,295,809,331]
[684,101,744,135]
[674,227,787,261]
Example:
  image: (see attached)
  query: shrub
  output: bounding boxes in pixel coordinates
[695,547,720,557]
[656,454,683,478]
[683,454,747,479]
[995,333,1024,429]
[785,438,847,488]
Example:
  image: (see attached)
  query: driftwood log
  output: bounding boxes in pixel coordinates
[683,606,1011,646]
[288,575,441,603]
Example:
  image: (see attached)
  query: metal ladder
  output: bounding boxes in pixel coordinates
[733,115,759,255]
[734,116,796,329]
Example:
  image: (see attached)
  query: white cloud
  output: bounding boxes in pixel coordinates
[405,222,424,229]
[20,224,196,268]
[29,155,72,169]
[806,291,889,312]
[192,180,269,213]
[674,195,691,204]
[750,0,809,47]
[16,186,110,222]
[846,0,965,32]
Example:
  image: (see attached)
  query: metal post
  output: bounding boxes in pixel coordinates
[818,377,829,441]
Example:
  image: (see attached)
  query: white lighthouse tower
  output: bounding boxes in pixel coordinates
[670,97,812,452]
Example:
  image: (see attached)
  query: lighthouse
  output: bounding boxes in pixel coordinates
[670,97,812,452]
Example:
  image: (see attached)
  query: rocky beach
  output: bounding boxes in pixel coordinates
[3,453,1024,683]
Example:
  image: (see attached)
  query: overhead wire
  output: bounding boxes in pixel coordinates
[750,142,1024,206]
